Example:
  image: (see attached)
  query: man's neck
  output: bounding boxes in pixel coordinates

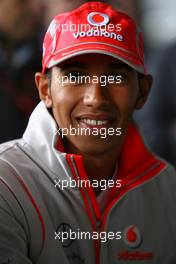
[64,139,121,195]
[83,152,118,182]
[83,152,118,196]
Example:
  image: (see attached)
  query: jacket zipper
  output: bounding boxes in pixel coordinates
[67,154,101,264]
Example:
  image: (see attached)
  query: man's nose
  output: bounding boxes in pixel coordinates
[83,82,109,108]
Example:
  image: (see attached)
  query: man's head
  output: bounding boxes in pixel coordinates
[35,1,152,156]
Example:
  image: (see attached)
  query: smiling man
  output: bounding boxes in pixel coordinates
[36,52,150,195]
[0,2,176,264]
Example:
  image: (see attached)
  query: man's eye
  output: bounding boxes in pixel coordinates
[68,71,80,78]
[67,71,85,80]
[110,73,126,78]
[108,73,128,84]
[65,71,88,84]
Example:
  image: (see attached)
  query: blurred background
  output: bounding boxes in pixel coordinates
[0,0,176,167]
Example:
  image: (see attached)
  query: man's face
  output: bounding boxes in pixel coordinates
[36,54,150,156]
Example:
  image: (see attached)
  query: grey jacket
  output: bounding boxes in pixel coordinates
[0,102,176,264]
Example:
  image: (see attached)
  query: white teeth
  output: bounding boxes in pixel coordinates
[97,120,105,125]
[81,119,108,126]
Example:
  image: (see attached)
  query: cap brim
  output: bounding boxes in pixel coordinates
[47,42,145,74]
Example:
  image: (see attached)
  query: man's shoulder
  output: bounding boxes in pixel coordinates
[0,138,27,160]
[0,139,23,154]
[151,159,176,200]
[159,160,176,183]
[0,138,32,172]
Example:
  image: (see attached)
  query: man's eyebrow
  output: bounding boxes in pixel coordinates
[59,62,88,70]
[107,63,132,71]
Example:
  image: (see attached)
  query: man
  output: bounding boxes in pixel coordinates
[0,2,175,264]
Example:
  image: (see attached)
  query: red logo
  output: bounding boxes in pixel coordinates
[123,225,142,248]
[117,225,154,261]
[118,251,154,261]
[87,12,110,27]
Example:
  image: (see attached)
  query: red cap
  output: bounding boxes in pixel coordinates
[42,2,146,74]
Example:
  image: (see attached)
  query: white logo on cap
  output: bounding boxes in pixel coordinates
[87,12,110,27]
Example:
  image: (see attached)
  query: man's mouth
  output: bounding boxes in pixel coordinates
[80,119,109,126]
[76,115,115,129]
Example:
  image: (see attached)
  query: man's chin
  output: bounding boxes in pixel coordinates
[64,134,123,156]
[73,139,119,156]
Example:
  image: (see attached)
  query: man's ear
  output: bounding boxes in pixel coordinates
[35,72,52,108]
[135,74,153,110]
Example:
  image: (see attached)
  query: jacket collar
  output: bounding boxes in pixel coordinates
[23,101,70,177]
